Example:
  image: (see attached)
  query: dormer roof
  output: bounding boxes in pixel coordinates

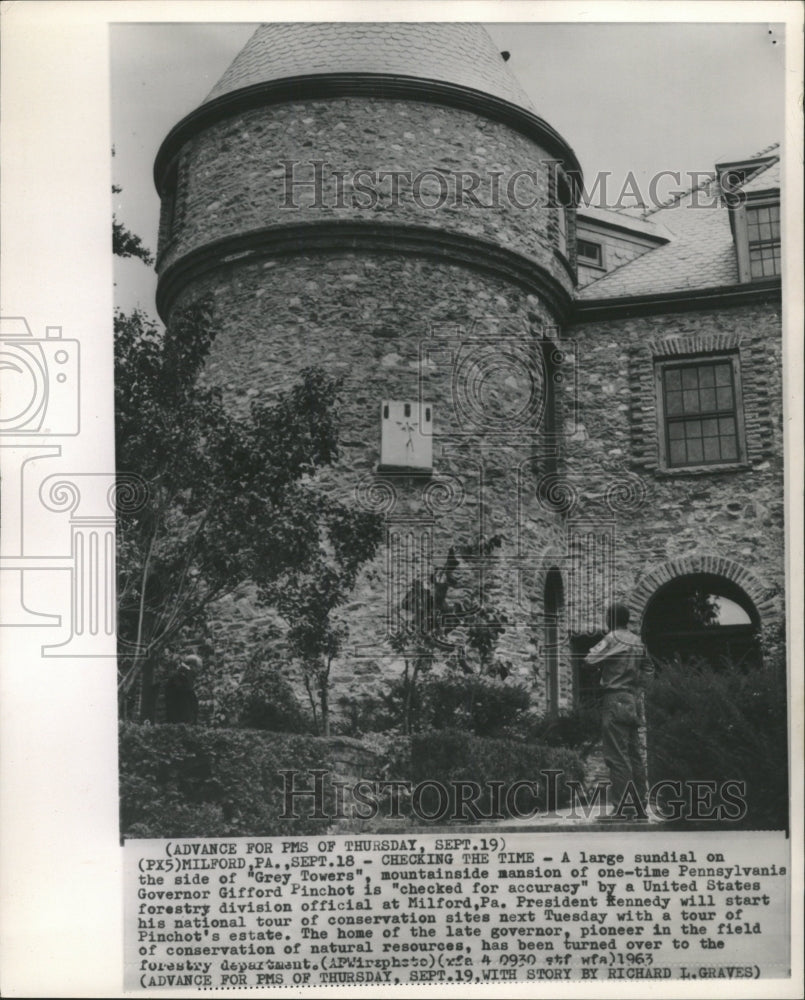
[578,153,780,301]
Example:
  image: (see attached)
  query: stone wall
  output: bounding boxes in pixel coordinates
[171,268,784,717]
[154,84,783,722]
[174,252,573,710]
[157,97,576,298]
[563,300,784,632]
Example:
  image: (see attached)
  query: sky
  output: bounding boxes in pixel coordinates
[110,20,786,316]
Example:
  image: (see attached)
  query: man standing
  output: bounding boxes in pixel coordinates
[585,602,653,817]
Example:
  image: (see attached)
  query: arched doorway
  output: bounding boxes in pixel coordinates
[543,569,564,712]
[642,573,761,669]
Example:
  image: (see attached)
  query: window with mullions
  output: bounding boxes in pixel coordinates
[746,203,781,278]
[659,359,744,468]
[577,238,603,267]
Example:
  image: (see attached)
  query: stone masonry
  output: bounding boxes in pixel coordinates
[152,24,785,722]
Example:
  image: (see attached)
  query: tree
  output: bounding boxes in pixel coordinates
[112,148,154,265]
[113,209,154,266]
[685,588,721,628]
[234,641,313,735]
[111,192,381,724]
[265,509,384,736]
[390,534,511,734]
[115,299,382,720]
[390,571,449,736]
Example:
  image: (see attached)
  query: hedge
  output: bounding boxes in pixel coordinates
[645,657,788,830]
[120,723,589,836]
[119,723,334,839]
[407,730,586,821]
[419,674,532,738]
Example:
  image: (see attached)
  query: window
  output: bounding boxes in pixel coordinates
[656,356,745,469]
[732,196,781,283]
[538,339,561,474]
[158,180,177,253]
[716,155,780,282]
[156,151,190,263]
[577,238,603,267]
[746,203,781,278]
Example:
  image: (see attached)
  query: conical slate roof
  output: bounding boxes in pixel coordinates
[204,22,535,111]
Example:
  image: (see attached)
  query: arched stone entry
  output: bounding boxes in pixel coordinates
[632,555,773,669]
[642,573,761,668]
[631,554,775,625]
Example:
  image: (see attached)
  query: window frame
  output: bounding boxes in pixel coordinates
[654,353,748,472]
[576,237,605,269]
[745,201,781,279]
[733,194,781,283]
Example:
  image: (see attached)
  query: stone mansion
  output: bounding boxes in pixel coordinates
[151,23,784,711]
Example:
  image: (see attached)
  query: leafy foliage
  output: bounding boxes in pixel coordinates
[645,654,788,829]
[408,730,585,820]
[390,535,512,733]
[418,673,531,738]
[111,164,154,266]
[263,511,383,737]
[234,656,313,734]
[524,703,603,757]
[113,218,154,266]
[115,299,381,719]
[119,723,333,837]
[334,691,397,737]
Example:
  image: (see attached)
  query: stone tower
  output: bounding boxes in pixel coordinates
[152,23,596,709]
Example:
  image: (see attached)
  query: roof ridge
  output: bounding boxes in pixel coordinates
[642,143,781,218]
[749,141,780,159]
[641,175,716,219]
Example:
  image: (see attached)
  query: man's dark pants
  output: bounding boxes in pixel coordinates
[601,691,646,811]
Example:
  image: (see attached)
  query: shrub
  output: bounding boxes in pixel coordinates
[119,723,333,838]
[334,692,396,737]
[360,730,413,778]
[408,730,585,821]
[369,676,426,734]
[525,703,603,756]
[420,674,532,738]
[235,659,313,733]
[645,655,788,829]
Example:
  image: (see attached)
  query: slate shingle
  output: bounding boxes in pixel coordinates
[204,22,535,112]
[204,24,780,302]
[579,158,780,300]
